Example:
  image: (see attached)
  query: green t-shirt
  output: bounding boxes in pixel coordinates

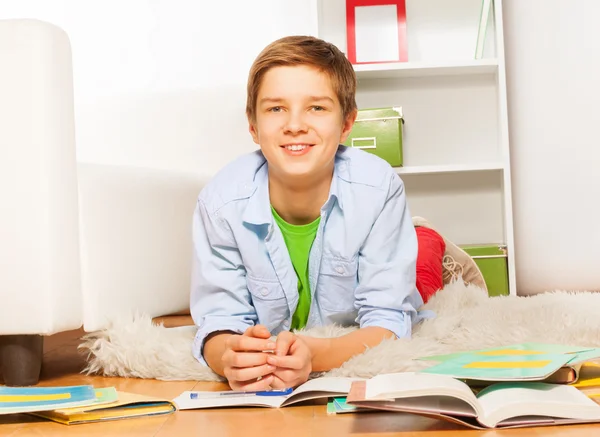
[271,206,320,330]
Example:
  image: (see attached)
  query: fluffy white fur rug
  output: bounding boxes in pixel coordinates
[79,281,600,382]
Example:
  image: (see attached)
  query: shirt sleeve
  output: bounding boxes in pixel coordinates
[190,198,257,366]
[354,173,424,339]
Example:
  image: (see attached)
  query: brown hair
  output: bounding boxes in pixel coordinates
[246,35,357,124]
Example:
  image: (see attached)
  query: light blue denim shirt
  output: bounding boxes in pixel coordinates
[190,145,426,365]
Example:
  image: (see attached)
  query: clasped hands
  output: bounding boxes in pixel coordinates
[221,325,312,391]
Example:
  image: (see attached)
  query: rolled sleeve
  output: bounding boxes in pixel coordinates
[190,199,257,366]
[355,173,424,339]
[359,308,413,339]
[193,320,248,367]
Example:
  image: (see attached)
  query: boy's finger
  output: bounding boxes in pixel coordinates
[275,331,295,356]
[267,354,303,370]
[225,352,270,368]
[243,325,271,339]
[268,375,288,390]
[231,375,274,392]
[229,335,275,352]
[226,364,275,383]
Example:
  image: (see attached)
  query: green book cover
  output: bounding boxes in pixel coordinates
[326,399,336,414]
[419,352,574,382]
[418,343,598,363]
[327,397,362,414]
[568,348,600,365]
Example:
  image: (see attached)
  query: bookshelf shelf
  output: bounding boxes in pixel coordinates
[395,162,504,176]
[355,59,498,80]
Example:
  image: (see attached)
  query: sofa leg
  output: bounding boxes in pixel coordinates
[0,335,43,386]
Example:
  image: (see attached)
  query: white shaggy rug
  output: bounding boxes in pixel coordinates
[78,281,600,382]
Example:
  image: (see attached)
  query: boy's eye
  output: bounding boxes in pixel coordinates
[269,106,282,113]
[312,106,324,111]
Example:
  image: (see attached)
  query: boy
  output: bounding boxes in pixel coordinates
[190,35,480,390]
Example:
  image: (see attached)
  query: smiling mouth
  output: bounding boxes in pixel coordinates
[281,144,314,152]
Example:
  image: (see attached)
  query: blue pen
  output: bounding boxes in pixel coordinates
[190,388,293,399]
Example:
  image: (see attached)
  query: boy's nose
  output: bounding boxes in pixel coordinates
[283,112,308,134]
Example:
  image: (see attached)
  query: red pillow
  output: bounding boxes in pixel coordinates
[415,226,446,303]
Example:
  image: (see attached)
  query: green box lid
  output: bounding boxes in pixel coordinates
[356,106,403,121]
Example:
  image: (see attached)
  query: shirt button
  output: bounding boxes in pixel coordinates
[339,163,347,171]
[335,266,344,274]
[260,287,269,296]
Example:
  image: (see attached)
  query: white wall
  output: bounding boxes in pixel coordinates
[1,0,316,174]
[503,0,600,294]
[4,0,600,294]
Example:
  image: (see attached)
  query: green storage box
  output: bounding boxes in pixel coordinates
[461,244,509,297]
[342,107,403,167]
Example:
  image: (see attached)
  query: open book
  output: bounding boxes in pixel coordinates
[173,377,360,410]
[32,388,176,425]
[346,372,600,429]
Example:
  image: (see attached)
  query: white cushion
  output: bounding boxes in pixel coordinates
[78,163,207,331]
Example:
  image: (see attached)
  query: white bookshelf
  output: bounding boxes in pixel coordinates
[310,0,517,296]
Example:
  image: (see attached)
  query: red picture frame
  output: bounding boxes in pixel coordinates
[346,0,407,64]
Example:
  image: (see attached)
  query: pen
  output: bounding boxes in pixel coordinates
[190,388,293,399]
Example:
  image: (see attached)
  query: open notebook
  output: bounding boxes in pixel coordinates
[346,372,600,429]
[173,377,361,410]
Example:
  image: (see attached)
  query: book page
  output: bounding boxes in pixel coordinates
[380,396,478,418]
[364,372,483,417]
[282,377,362,406]
[476,382,600,428]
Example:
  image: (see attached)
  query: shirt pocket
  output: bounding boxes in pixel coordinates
[246,276,288,332]
[318,256,358,313]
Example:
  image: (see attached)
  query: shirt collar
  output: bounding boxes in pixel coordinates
[242,146,348,226]
[326,152,347,211]
[242,162,271,226]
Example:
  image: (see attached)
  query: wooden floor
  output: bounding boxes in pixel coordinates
[2,325,600,437]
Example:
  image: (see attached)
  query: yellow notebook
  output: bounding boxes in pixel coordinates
[32,389,176,425]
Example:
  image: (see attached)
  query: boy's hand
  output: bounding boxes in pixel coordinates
[267,331,312,389]
[221,325,276,391]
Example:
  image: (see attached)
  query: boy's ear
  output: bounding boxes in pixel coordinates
[339,109,358,143]
[248,120,260,145]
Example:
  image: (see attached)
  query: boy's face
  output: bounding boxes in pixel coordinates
[249,65,356,181]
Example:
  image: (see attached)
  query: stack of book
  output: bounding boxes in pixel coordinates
[0,384,176,425]
[341,342,600,429]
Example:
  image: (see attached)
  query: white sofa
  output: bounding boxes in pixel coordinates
[0,19,205,385]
